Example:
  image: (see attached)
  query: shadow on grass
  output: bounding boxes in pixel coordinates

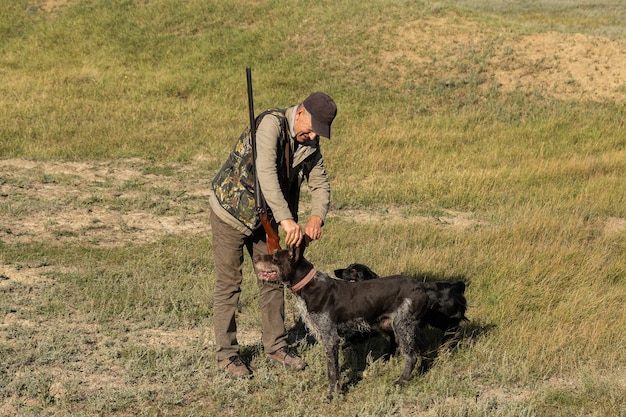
[338,320,495,393]
[239,343,263,366]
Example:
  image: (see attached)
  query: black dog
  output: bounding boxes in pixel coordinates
[334,263,379,282]
[253,246,467,400]
[335,263,392,351]
[335,263,466,334]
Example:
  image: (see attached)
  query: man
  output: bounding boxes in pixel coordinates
[209,91,337,377]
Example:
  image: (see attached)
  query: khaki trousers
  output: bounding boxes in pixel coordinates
[210,209,287,361]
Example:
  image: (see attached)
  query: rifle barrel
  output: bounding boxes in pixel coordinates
[246,67,263,209]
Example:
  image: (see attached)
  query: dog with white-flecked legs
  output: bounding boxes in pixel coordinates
[253,245,467,400]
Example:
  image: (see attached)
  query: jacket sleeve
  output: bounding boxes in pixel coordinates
[255,115,294,224]
[305,151,331,223]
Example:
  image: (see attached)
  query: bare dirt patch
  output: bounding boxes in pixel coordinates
[0,159,483,248]
[385,17,626,102]
[492,32,626,102]
[604,216,626,237]
[3,158,622,248]
[38,0,73,13]
[328,206,485,231]
[0,158,213,247]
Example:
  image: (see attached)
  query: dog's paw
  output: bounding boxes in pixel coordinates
[394,377,410,387]
[326,383,344,401]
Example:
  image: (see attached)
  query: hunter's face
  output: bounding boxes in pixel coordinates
[294,107,319,144]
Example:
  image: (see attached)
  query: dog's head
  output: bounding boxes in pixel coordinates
[422,281,468,331]
[334,263,380,282]
[253,244,308,285]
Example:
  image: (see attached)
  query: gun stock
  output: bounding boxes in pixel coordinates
[246,67,281,254]
[262,217,282,253]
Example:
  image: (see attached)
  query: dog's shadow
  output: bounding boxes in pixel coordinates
[340,320,495,392]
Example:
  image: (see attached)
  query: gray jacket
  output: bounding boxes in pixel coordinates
[209,105,330,235]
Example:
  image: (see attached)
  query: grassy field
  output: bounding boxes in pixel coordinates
[1,0,626,416]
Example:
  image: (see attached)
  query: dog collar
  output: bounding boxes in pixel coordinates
[290,268,317,293]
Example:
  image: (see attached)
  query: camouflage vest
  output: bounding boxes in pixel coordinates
[211,109,290,231]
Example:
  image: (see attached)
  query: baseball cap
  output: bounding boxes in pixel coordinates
[302,92,337,139]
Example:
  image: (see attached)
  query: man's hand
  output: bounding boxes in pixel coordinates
[304,215,323,241]
[280,216,323,246]
[280,218,303,247]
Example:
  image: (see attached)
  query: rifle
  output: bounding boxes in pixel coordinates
[246,67,282,254]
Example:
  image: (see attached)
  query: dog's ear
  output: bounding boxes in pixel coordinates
[296,237,310,262]
[287,238,308,263]
[364,265,379,278]
[295,243,306,262]
[287,245,297,261]
[286,244,305,263]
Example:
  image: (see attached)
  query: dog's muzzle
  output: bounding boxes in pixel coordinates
[256,270,278,281]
